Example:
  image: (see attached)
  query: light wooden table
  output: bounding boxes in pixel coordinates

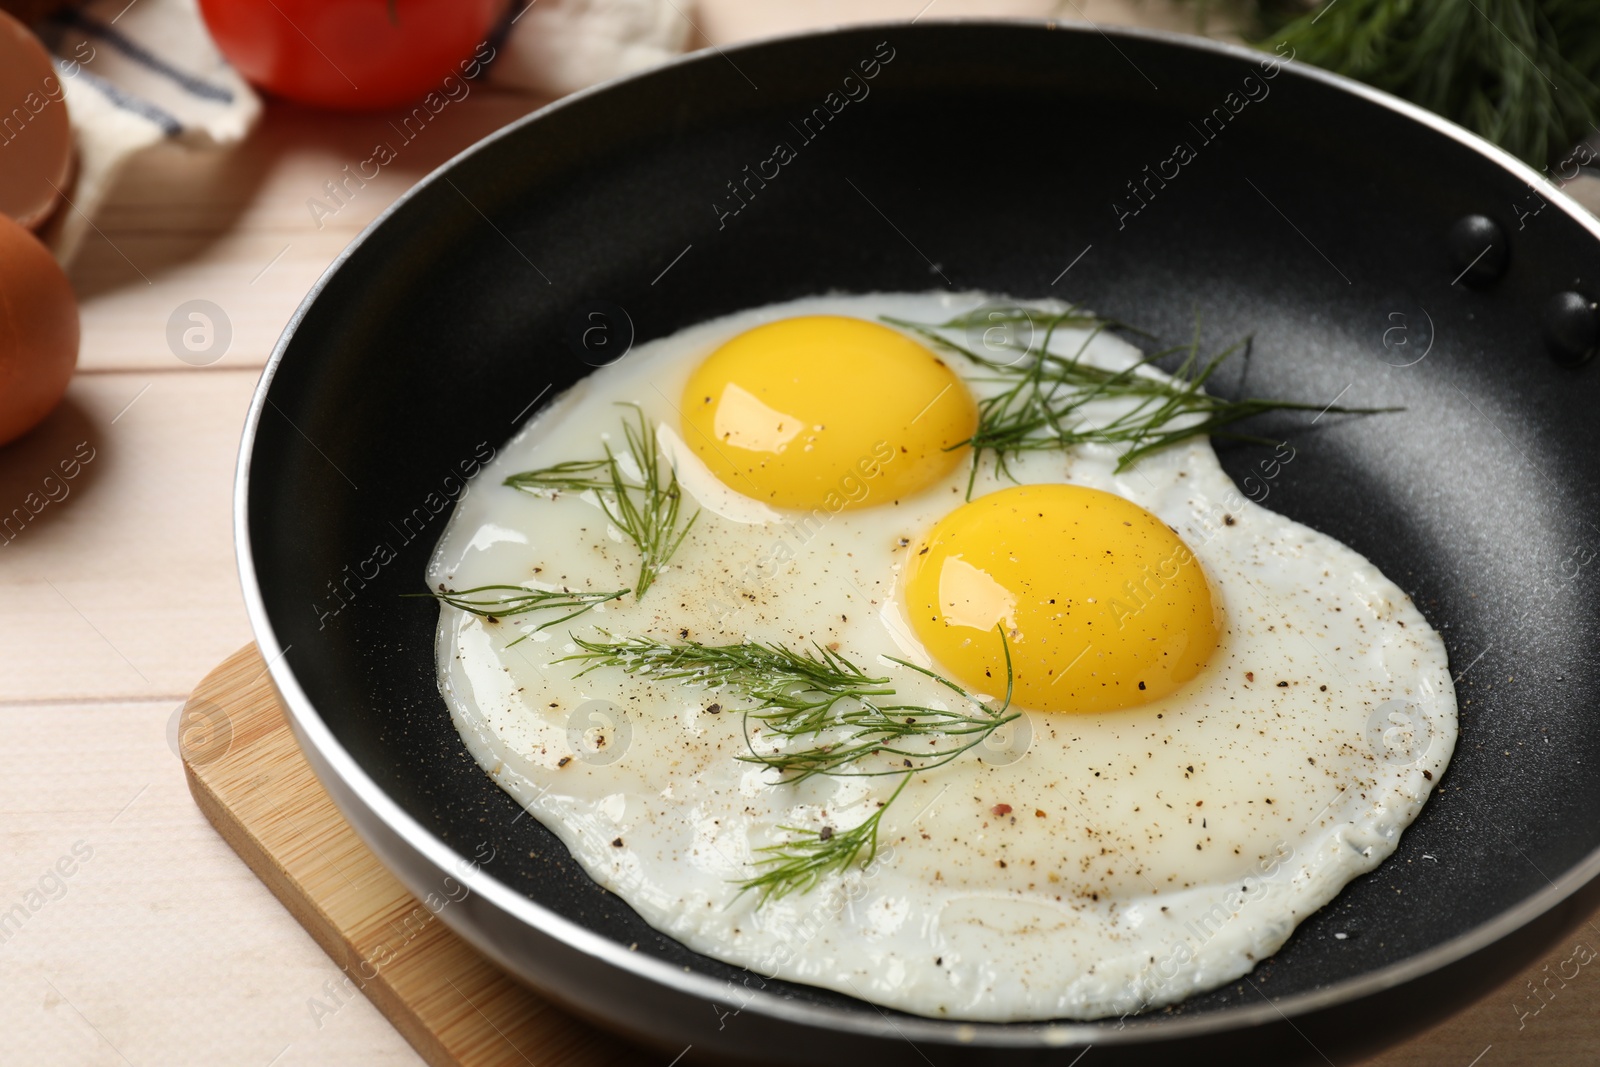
[4,2,1597,1064]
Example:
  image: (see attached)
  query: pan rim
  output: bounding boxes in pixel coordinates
[235,17,1600,1049]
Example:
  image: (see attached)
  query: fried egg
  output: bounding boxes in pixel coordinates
[426,291,1456,1021]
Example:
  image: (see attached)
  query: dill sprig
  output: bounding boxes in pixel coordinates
[887,305,1393,493]
[737,773,911,903]
[406,584,629,646]
[562,633,895,711]
[504,404,698,598]
[738,635,1015,903]
[744,650,1018,782]
[562,628,1017,902]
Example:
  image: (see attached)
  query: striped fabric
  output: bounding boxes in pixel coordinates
[33,0,259,263]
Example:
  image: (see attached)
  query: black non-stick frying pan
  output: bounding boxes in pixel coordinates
[237,21,1600,1066]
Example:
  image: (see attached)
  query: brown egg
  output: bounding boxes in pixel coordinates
[0,9,73,230]
[0,211,78,447]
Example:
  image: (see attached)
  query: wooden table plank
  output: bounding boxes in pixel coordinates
[0,369,258,703]
[0,695,420,1066]
[71,94,552,374]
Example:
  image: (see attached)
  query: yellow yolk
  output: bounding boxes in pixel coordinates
[904,484,1221,714]
[680,316,977,510]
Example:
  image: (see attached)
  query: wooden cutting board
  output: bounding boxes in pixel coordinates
[180,644,1600,1066]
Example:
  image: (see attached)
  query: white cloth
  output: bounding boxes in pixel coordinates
[31,0,691,265]
[34,0,258,263]
[490,0,691,98]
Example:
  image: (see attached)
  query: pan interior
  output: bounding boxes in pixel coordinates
[246,23,1600,1028]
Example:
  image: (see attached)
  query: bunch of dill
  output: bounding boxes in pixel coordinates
[1220,0,1600,166]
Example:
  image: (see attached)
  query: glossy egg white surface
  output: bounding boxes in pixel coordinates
[426,292,1456,1021]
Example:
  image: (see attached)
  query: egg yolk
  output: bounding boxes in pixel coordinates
[680,316,977,510]
[904,484,1221,714]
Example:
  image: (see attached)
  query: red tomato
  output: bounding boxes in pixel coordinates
[199,0,506,111]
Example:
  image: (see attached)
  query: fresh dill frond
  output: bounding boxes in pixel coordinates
[561,633,1016,781]
[563,630,896,697]
[744,646,1018,782]
[561,634,897,727]
[737,774,910,904]
[407,584,628,646]
[563,628,1017,902]
[504,404,699,598]
[737,634,1015,904]
[887,305,1395,492]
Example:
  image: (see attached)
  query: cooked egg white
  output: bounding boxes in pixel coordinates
[426,292,1456,1022]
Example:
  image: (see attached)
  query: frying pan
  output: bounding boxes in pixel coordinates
[236,20,1600,1065]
